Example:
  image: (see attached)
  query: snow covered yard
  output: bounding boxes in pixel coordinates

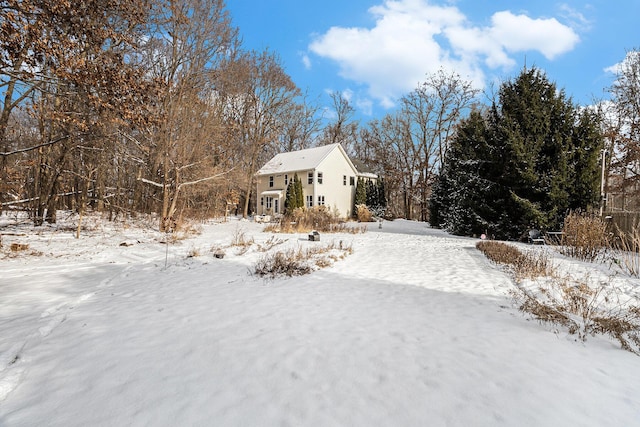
[1,214,639,426]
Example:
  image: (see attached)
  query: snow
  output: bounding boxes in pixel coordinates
[1,213,639,426]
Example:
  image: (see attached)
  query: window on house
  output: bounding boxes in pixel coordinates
[306,195,313,208]
[308,172,313,184]
[274,199,279,213]
[317,172,323,184]
[343,175,347,185]
[266,197,273,209]
[317,195,325,206]
[269,176,274,188]
[260,197,264,206]
[284,174,288,186]
[350,176,355,186]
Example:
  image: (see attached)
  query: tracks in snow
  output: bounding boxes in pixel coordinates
[0,263,137,402]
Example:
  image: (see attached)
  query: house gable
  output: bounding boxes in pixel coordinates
[256,143,356,176]
[255,144,373,219]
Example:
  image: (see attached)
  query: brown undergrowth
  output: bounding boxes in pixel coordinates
[477,240,640,355]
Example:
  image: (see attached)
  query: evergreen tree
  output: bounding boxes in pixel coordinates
[284,173,305,215]
[354,177,367,216]
[366,180,377,209]
[430,110,499,236]
[377,178,387,211]
[431,67,603,239]
[284,181,294,215]
[294,173,304,209]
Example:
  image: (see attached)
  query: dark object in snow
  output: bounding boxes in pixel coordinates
[214,250,225,259]
[308,231,320,241]
[528,229,546,245]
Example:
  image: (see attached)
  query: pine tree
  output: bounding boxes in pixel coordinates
[366,180,377,209]
[431,67,603,239]
[430,110,498,236]
[354,177,367,217]
[284,181,295,215]
[377,178,387,211]
[294,173,304,209]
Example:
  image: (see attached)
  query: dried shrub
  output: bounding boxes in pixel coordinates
[265,207,366,234]
[254,241,353,278]
[254,249,313,277]
[610,222,640,278]
[477,240,640,355]
[356,204,373,222]
[10,243,29,252]
[511,278,640,355]
[231,226,254,247]
[256,235,287,252]
[186,246,201,258]
[476,241,554,279]
[560,211,609,262]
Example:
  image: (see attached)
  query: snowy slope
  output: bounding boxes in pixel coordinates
[1,214,639,426]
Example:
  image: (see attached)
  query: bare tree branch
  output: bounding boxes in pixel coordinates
[0,134,71,157]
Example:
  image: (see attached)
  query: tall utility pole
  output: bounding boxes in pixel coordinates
[599,148,608,216]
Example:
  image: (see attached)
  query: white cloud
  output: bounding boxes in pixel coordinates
[488,11,579,60]
[301,53,312,70]
[308,0,580,109]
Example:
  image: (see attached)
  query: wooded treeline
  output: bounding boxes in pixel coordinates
[0,0,638,236]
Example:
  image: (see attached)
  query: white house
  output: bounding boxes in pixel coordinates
[255,144,376,219]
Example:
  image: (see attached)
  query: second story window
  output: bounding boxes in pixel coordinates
[269,176,274,188]
[317,172,323,184]
[308,172,313,184]
[350,176,355,186]
[343,175,347,185]
[284,174,288,186]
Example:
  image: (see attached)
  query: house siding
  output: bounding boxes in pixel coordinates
[315,148,357,218]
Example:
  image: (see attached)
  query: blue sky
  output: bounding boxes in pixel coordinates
[226,0,638,119]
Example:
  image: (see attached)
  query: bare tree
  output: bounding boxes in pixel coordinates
[214,49,301,218]
[320,91,359,154]
[361,70,478,220]
[0,0,154,222]
[137,0,239,229]
[607,49,640,211]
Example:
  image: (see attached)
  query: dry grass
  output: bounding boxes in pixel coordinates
[476,241,554,280]
[254,240,353,278]
[560,211,609,262]
[264,207,366,234]
[510,276,640,354]
[230,226,254,248]
[610,223,640,278]
[477,239,640,355]
[256,235,288,252]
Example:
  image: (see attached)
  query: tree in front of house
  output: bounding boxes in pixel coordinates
[430,67,603,240]
[353,177,367,218]
[284,172,304,215]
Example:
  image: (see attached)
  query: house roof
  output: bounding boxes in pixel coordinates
[351,159,378,179]
[257,143,357,175]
